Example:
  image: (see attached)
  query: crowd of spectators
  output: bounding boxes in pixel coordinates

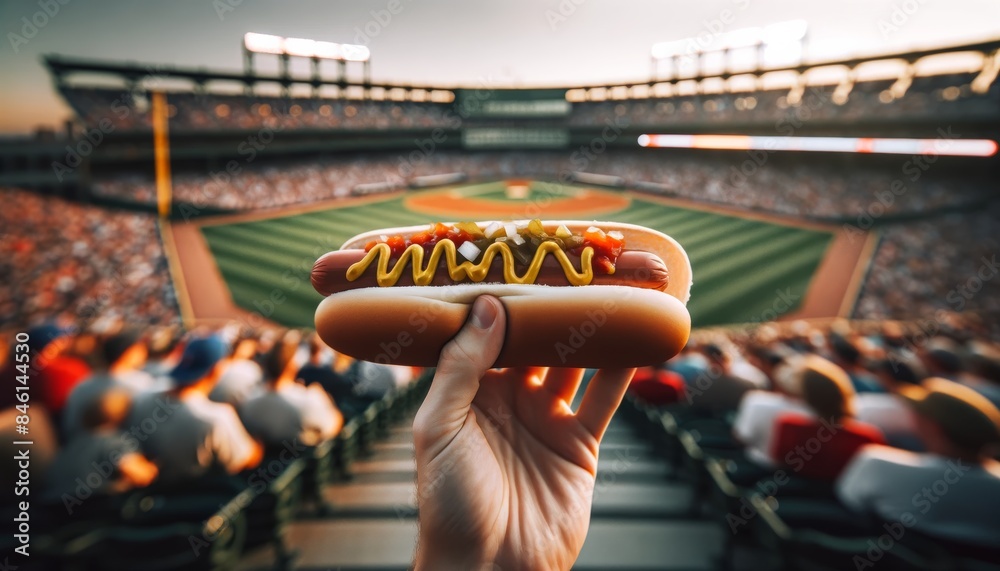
[61,72,997,134]
[92,150,993,219]
[61,88,454,132]
[855,204,1000,324]
[0,187,177,330]
[629,317,1000,551]
[570,72,998,128]
[0,321,414,514]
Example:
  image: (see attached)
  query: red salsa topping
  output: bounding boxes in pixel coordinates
[363,220,625,274]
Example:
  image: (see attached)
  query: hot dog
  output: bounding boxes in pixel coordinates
[312,220,692,368]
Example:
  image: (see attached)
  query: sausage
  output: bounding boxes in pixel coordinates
[311,249,669,296]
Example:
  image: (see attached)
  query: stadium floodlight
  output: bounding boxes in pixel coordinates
[721,27,762,50]
[638,133,999,157]
[313,40,343,60]
[283,37,317,58]
[244,32,284,55]
[341,44,371,62]
[763,20,808,44]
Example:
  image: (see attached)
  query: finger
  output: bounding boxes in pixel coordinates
[543,367,586,403]
[508,366,548,387]
[415,296,506,438]
[575,368,636,439]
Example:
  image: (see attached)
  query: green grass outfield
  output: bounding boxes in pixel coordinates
[200,181,833,328]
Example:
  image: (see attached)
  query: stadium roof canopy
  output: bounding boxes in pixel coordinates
[43,37,1000,95]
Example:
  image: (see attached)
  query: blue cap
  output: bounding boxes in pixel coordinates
[25,323,70,356]
[170,335,228,387]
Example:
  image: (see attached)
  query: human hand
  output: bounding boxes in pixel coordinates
[412,296,636,570]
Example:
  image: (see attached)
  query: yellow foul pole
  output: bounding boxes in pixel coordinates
[151,91,172,218]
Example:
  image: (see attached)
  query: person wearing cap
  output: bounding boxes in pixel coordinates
[240,330,342,451]
[732,353,813,467]
[770,357,885,480]
[62,328,156,437]
[837,378,1000,548]
[136,335,262,486]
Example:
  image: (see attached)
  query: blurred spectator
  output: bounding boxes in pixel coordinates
[62,328,156,436]
[964,342,1000,409]
[137,335,262,486]
[240,330,342,450]
[297,333,364,419]
[856,357,925,450]
[628,366,687,406]
[837,378,1000,548]
[686,343,756,414]
[142,325,184,383]
[829,334,884,393]
[209,329,264,408]
[733,354,812,467]
[770,358,885,480]
[2,324,89,417]
[44,389,158,503]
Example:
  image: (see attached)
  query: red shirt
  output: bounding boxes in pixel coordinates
[37,356,91,413]
[628,369,686,406]
[770,413,885,480]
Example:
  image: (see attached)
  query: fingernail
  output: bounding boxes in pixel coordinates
[471,297,497,329]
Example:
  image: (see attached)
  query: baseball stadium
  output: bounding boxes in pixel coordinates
[2,2,1000,570]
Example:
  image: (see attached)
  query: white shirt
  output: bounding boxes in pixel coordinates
[730,360,770,389]
[209,359,264,407]
[837,445,1000,547]
[856,393,921,448]
[732,390,812,466]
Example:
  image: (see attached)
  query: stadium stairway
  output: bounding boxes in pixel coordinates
[236,375,728,571]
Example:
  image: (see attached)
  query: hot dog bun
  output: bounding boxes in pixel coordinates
[314,220,693,368]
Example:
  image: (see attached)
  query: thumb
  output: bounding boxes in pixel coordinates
[415,296,505,439]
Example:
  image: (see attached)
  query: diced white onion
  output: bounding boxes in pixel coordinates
[458,241,481,261]
[515,220,529,229]
[556,224,572,238]
[586,226,601,233]
[510,233,525,246]
[608,231,624,240]
[503,223,517,238]
[484,222,503,238]
[379,234,389,242]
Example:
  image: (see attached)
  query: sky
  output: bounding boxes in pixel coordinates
[1,0,998,134]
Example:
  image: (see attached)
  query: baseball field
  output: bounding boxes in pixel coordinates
[167,180,873,329]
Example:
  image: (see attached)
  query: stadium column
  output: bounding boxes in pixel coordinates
[150,91,173,218]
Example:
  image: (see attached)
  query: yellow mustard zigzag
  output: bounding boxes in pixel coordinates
[346,239,597,286]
